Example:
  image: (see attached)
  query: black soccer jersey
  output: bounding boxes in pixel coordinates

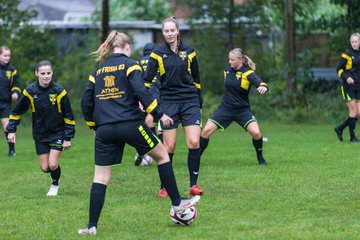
[81,53,163,129]
[144,42,202,105]
[336,48,360,89]
[0,63,21,109]
[7,81,75,142]
[221,65,268,109]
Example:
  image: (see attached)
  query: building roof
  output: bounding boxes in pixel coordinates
[18,0,95,22]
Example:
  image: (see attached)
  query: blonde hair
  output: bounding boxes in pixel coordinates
[229,48,256,70]
[92,31,131,62]
[350,32,360,40]
[162,16,181,53]
[0,45,10,55]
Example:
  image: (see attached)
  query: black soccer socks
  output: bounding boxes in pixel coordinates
[158,162,181,206]
[88,183,107,228]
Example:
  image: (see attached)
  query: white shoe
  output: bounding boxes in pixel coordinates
[78,226,97,235]
[172,195,200,213]
[46,184,59,196]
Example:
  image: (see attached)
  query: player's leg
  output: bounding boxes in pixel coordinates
[79,124,122,235]
[1,114,15,157]
[246,121,267,165]
[148,138,200,212]
[157,129,177,197]
[183,125,203,195]
[200,120,219,156]
[46,148,62,196]
[346,100,358,142]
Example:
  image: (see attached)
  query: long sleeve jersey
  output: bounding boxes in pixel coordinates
[7,81,75,142]
[0,63,21,108]
[144,42,202,106]
[139,43,161,101]
[336,48,360,89]
[221,65,268,109]
[81,53,164,129]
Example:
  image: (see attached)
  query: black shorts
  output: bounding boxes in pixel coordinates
[209,105,256,130]
[35,139,64,155]
[0,104,11,119]
[95,121,160,167]
[341,85,360,101]
[159,102,201,130]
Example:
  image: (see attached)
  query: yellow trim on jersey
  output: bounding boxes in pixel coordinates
[241,70,254,90]
[11,70,17,77]
[146,99,158,114]
[86,121,96,127]
[145,82,152,88]
[150,52,165,76]
[187,51,196,73]
[338,69,344,78]
[11,87,21,92]
[193,82,201,90]
[89,75,96,83]
[57,89,67,112]
[64,118,75,125]
[341,53,352,70]
[23,89,35,112]
[224,71,227,80]
[126,65,142,77]
[9,115,21,120]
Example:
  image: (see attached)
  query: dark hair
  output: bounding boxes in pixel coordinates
[35,60,52,72]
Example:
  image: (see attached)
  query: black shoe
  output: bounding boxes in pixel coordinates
[8,150,16,157]
[334,127,343,142]
[257,156,267,165]
[134,154,142,166]
[350,137,359,142]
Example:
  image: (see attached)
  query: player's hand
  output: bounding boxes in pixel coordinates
[160,114,173,127]
[347,77,354,85]
[257,86,268,94]
[7,133,16,143]
[63,140,71,150]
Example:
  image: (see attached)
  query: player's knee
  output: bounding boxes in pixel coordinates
[251,131,262,140]
[48,163,58,171]
[41,166,50,173]
[165,143,176,153]
[187,139,200,149]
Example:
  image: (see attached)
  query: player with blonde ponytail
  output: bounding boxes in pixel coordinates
[200,48,269,165]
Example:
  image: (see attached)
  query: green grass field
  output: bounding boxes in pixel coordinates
[1,121,360,240]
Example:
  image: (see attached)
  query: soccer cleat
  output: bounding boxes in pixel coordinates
[158,187,169,198]
[134,153,142,166]
[334,127,343,142]
[78,226,97,235]
[190,184,204,196]
[172,195,200,213]
[257,156,267,165]
[350,137,359,143]
[46,184,59,196]
[8,150,16,157]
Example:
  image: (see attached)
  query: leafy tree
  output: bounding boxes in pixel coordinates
[0,0,58,88]
[92,0,170,23]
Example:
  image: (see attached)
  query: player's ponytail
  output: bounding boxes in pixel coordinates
[229,48,256,70]
[92,31,131,62]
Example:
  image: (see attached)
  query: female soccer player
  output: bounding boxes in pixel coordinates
[7,60,75,196]
[0,45,21,157]
[78,31,200,235]
[334,32,360,142]
[199,48,268,165]
[144,17,203,198]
